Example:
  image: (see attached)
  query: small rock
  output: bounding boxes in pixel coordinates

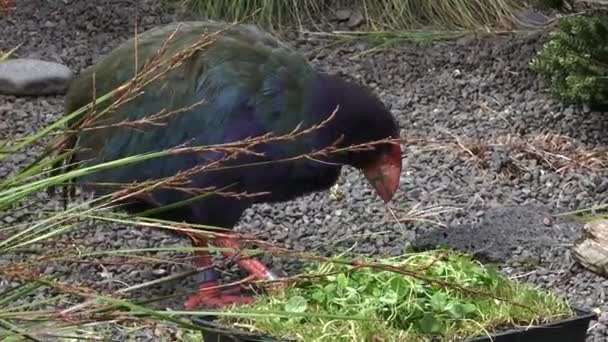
[347,11,365,29]
[99,270,113,279]
[0,58,73,96]
[573,219,608,278]
[512,9,551,29]
[335,9,351,21]
[152,268,168,277]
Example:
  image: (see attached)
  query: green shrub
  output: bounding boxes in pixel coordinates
[530,14,608,106]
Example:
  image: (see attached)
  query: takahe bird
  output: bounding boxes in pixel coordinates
[53,21,402,309]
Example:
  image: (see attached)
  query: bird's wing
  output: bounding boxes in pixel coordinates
[58,21,319,200]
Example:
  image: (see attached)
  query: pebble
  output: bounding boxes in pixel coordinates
[335,9,351,21]
[0,58,73,96]
[347,11,365,29]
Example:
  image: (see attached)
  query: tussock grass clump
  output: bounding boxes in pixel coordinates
[217,250,573,341]
[530,14,608,106]
[172,0,530,31]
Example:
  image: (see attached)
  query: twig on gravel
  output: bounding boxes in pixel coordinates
[498,133,607,173]
[439,129,478,160]
[58,265,213,316]
[479,102,513,130]
[389,203,462,228]
[411,131,608,175]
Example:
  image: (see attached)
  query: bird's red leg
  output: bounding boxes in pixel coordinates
[183,236,256,310]
[214,236,279,281]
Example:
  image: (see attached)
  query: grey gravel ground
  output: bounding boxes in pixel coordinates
[1,0,608,341]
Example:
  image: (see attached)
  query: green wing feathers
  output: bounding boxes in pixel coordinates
[52,20,318,197]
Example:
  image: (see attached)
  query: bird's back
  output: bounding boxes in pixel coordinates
[58,21,340,226]
[66,21,292,113]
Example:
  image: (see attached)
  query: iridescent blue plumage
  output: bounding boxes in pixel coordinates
[57,21,402,308]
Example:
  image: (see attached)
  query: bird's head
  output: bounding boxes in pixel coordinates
[313,74,403,203]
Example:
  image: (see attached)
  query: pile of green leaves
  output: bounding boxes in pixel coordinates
[530,14,608,106]
[218,250,572,341]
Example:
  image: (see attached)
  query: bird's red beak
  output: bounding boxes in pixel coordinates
[362,142,402,203]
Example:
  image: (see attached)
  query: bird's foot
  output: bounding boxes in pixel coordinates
[184,280,256,310]
[184,235,286,309]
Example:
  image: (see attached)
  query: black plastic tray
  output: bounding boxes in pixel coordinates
[191,309,596,342]
[467,309,596,342]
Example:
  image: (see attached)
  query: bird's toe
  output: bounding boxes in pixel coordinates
[184,280,256,310]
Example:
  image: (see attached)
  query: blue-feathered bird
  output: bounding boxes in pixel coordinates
[54,21,402,309]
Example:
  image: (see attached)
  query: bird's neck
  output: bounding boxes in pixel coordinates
[304,73,356,164]
[307,73,348,126]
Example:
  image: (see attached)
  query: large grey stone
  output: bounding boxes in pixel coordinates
[347,11,365,29]
[573,219,608,278]
[0,58,73,96]
[512,9,552,29]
